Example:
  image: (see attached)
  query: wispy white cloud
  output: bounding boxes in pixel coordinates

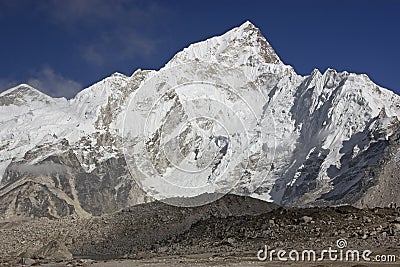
[27,67,82,99]
[37,0,169,66]
[81,28,158,66]
[38,0,134,25]
[0,67,81,99]
[0,1,170,97]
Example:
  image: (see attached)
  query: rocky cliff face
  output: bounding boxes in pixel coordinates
[0,21,399,219]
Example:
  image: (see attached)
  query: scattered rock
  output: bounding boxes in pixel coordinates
[393,223,400,231]
[363,216,372,223]
[158,246,169,253]
[299,216,313,224]
[227,237,236,246]
[20,258,35,266]
[380,232,388,239]
[0,201,399,266]
[33,240,73,260]
[361,233,368,240]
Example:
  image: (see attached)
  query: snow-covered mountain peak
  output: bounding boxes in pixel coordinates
[165,21,281,69]
[238,20,257,29]
[110,72,128,79]
[1,83,41,97]
[0,83,54,106]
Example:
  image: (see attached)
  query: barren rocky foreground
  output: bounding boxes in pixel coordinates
[0,195,399,266]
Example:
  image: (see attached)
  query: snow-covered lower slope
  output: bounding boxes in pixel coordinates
[0,21,400,218]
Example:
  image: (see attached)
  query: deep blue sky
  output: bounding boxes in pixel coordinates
[0,0,399,98]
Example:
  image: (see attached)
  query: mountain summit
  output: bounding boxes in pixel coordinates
[166,21,282,68]
[1,22,400,219]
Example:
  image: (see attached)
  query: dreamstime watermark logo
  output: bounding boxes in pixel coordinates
[122,61,277,207]
[257,238,397,262]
